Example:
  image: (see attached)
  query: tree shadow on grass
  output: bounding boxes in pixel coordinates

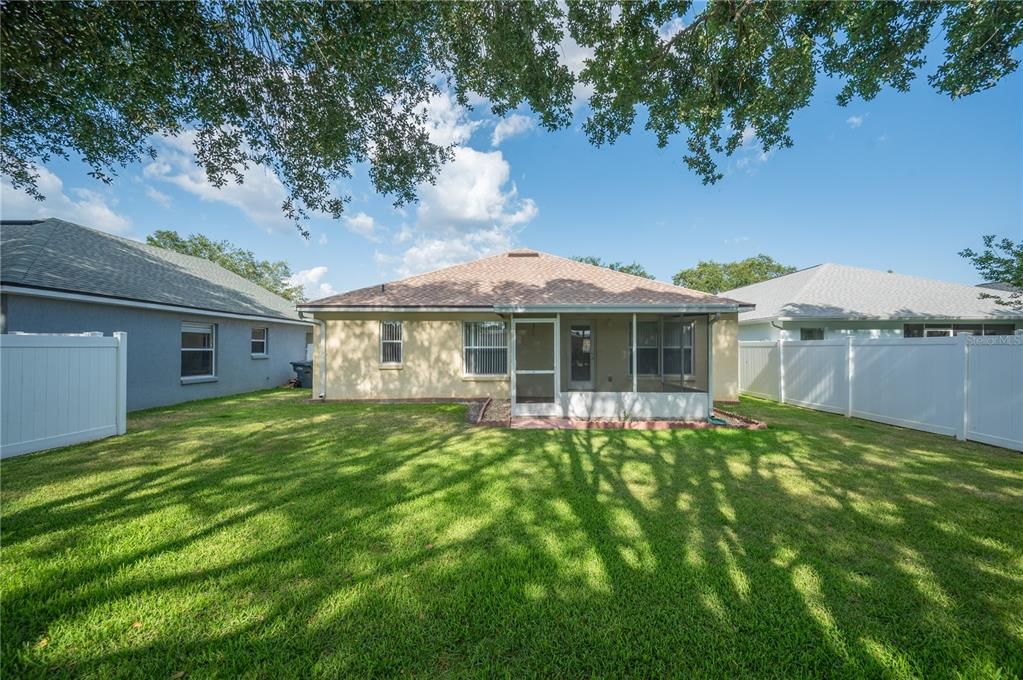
[1,391,1021,677]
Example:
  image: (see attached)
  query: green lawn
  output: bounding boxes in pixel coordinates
[2,391,1021,678]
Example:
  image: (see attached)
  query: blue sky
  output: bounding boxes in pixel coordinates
[2,40,1020,300]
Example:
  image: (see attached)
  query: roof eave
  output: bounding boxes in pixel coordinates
[296,304,496,313]
[2,283,312,326]
[494,303,752,314]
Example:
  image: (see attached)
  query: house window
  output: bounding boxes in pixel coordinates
[181,322,215,378]
[800,328,825,341]
[906,322,1015,337]
[662,320,695,375]
[628,321,660,375]
[380,320,403,365]
[463,321,507,376]
[251,327,268,356]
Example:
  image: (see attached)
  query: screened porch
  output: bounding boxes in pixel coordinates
[510,313,718,420]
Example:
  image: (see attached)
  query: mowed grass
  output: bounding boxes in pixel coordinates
[2,390,1021,678]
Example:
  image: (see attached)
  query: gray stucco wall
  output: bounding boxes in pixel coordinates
[2,293,311,411]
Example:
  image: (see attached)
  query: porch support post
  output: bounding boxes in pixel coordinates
[554,313,562,414]
[631,313,638,393]
[509,314,516,411]
[707,313,715,416]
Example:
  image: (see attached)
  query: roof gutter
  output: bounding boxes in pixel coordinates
[296,305,495,313]
[493,303,753,314]
[297,303,755,314]
[2,284,313,326]
[741,313,1023,324]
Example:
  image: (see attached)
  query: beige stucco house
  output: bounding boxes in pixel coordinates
[298,250,754,420]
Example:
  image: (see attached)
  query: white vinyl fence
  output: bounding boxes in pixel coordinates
[1,332,127,458]
[739,334,1023,452]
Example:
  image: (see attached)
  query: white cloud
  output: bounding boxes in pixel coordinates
[144,131,292,232]
[0,166,132,234]
[658,17,686,41]
[846,115,864,128]
[288,266,336,300]
[377,145,539,277]
[740,126,756,147]
[736,150,769,170]
[492,114,534,146]
[421,91,481,146]
[144,185,172,208]
[387,228,515,277]
[416,147,537,229]
[343,211,378,240]
[558,32,595,107]
[317,232,329,246]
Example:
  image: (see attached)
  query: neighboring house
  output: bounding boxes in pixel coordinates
[1,218,312,410]
[297,249,753,420]
[723,263,1023,341]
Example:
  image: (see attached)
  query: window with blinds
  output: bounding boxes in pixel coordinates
[463,321,508,376]
[380,320,403,365]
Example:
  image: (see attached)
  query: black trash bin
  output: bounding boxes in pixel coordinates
[290,361,313,388]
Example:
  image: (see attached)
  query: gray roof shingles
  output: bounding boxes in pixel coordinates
[302,249,752,310]
[1,218,303,322]
[723,263,1023,322]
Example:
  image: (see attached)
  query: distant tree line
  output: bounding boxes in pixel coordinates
[575,253,796,293]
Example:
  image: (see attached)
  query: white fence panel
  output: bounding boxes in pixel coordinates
[738,341,780,400]
[849,337,965,437]
[739,334,1023,452]
[966,337,1023,451]
[783,340,849,414]
[1,332,127,458]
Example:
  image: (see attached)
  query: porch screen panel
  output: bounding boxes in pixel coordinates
[663,321,682,375]
[629,321,660,375]
[464,321,508,375]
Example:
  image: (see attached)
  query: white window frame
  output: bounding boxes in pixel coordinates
[181,322,216,380]
[380,320,403,367]
[628,320,661,376]
[463,321,508,377]
[661,319,695,377]
[250,327,269,357]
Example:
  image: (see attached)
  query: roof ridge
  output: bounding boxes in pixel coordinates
[541,251,726,299]
[788,263,830,304]
[19,218,61,282]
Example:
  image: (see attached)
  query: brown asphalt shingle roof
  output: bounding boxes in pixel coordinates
[302,249,752,309]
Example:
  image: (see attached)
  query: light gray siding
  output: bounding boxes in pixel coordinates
[2,293,310,411]
[738,318,1021,342]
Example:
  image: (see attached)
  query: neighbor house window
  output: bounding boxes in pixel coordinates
[905,322,1013,337]
[662,320,695,376]
[181,322,215,378]
[463,321,507,376]
[629,321,660,375]
[251,327,268,356]
[800,328,825,341]
[380,320,403,365]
